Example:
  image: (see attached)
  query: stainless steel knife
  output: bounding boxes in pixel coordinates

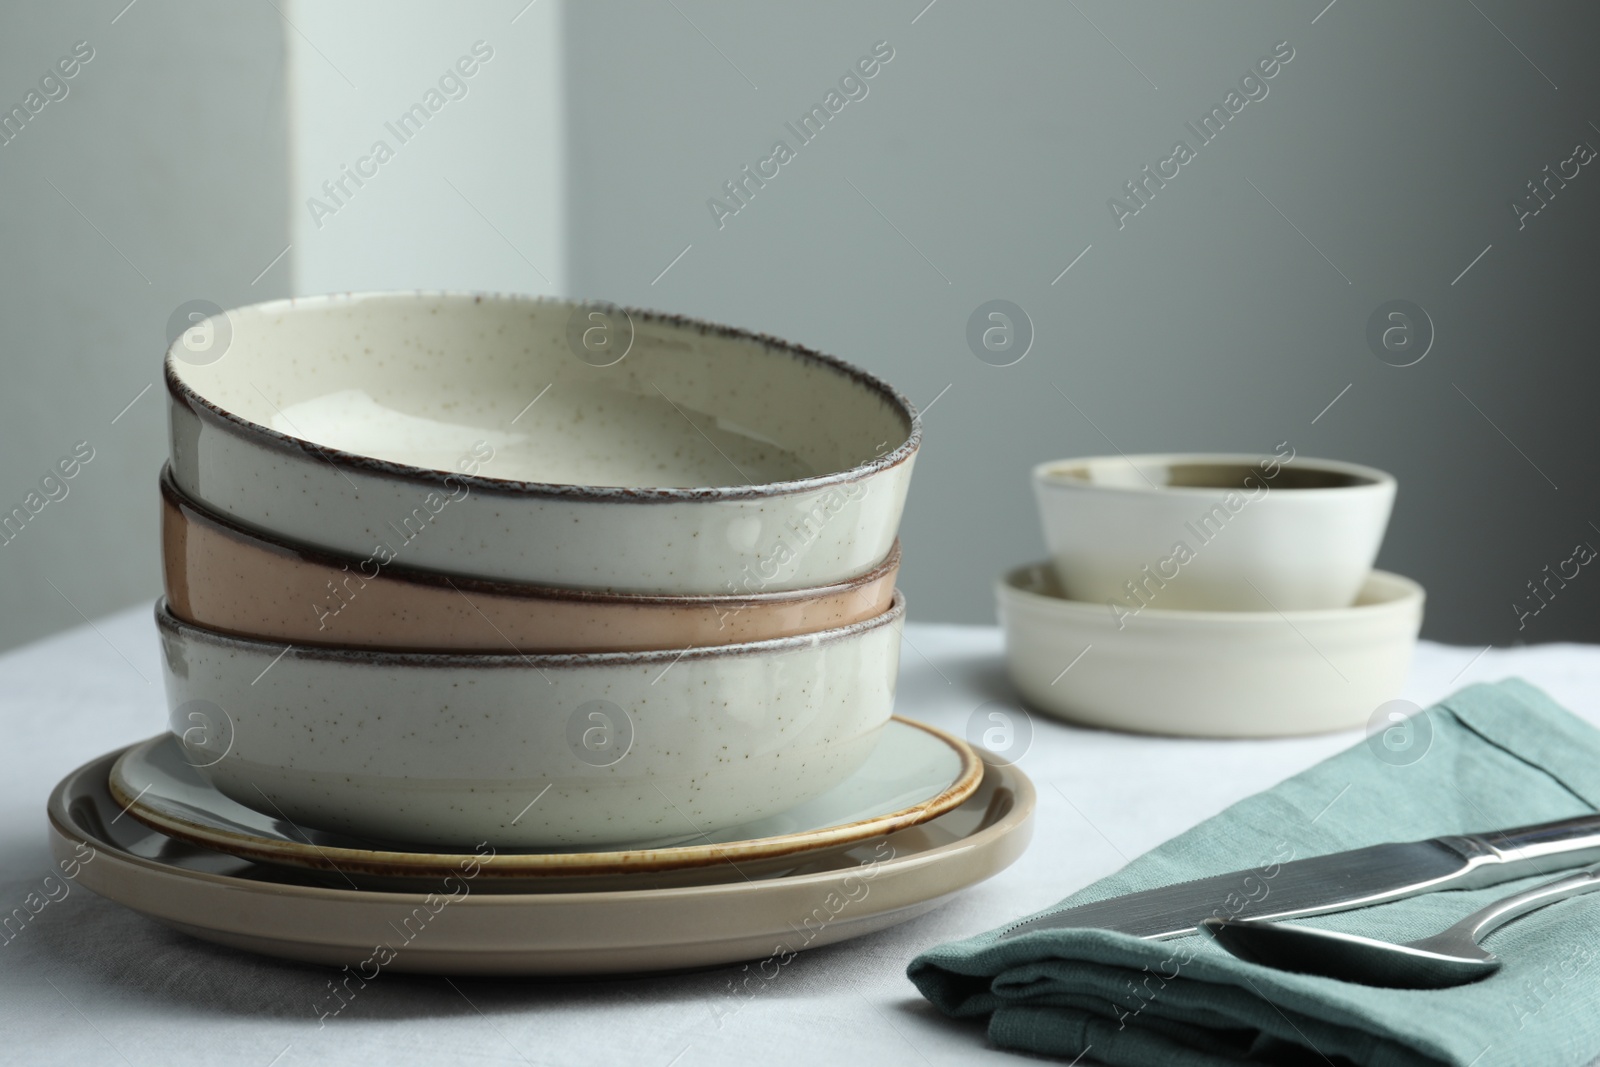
[998,813,1600,941]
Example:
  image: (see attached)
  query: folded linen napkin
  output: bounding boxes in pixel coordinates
[909,680,1600,1067]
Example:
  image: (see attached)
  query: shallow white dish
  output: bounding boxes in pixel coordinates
[999,563,1423,737]
[50,744,1034,976]
[165,292,919,594]
[157,593,904,848]
[108,718,982,885]
[1033,452,1396,611]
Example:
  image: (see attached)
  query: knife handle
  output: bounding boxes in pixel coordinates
[1452,813,1600,882]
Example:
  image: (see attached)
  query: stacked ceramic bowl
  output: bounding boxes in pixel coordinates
[153,292,926,849]
[1000,453,1425,737]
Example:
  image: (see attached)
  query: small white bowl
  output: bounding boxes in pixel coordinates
[157,593,904,847]
[1033,453,1396,612]
[165,292,919,594]
[998,563,1422,737]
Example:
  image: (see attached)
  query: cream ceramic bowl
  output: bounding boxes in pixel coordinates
[165,292,919,595]
[1033,453,1396,612]
[999,563,1422,737]
[160,467,899,652]
[157,593,905,847]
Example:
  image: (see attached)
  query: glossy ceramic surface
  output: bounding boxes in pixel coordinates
[165,292,919,594]
[160,468,900,652]
[999,563,1423,737]
[50,745,1035,975]
[1033,452,1397,611]
[157,594,905,848]
[108,718,982,884]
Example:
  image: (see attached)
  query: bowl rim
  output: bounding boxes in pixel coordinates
[159,465,901,607]
[155,589,906,667]
[1031,452,1396,496]
[164,291,922,504]
[997,562,1423,624]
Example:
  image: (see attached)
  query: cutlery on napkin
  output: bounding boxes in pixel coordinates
[908,680,1600,1067]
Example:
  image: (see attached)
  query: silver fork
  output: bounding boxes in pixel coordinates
[1203,861,1600,988]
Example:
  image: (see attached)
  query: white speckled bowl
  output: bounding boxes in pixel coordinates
[156,593,905,848]
[165,292,919,594]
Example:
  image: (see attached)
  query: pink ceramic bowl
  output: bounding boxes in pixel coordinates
[161,468,900,653]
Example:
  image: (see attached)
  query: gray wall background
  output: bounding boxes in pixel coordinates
[2,1,1597,652]
[0,1,289,652]
[565,0,1600,646]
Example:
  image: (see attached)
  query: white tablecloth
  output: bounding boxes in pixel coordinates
[3,604,1597,1066]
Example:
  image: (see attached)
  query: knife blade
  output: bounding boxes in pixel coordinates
[998,812,1600,941]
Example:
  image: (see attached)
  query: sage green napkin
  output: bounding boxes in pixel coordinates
[909,680,1600,1067]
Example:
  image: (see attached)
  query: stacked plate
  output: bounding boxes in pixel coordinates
[63,292,1035,974]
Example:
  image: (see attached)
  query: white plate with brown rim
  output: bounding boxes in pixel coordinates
[108,717,983,888]
[55,740,1032,976]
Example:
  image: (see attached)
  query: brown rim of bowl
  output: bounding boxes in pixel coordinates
[154,589,907,668]
[159,465,902,607]
[164,292,922,504]
[103,718,985,878]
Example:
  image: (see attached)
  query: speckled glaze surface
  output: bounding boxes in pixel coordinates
[157,593,905,848]
[999,563,1423,737]
[165,292,919,594]
[160,467,899,652]
[107,718,982,882]
[48,746,1035,975]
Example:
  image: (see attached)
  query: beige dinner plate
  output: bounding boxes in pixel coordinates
[107,717,984,886]
[51,744,1034,976]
